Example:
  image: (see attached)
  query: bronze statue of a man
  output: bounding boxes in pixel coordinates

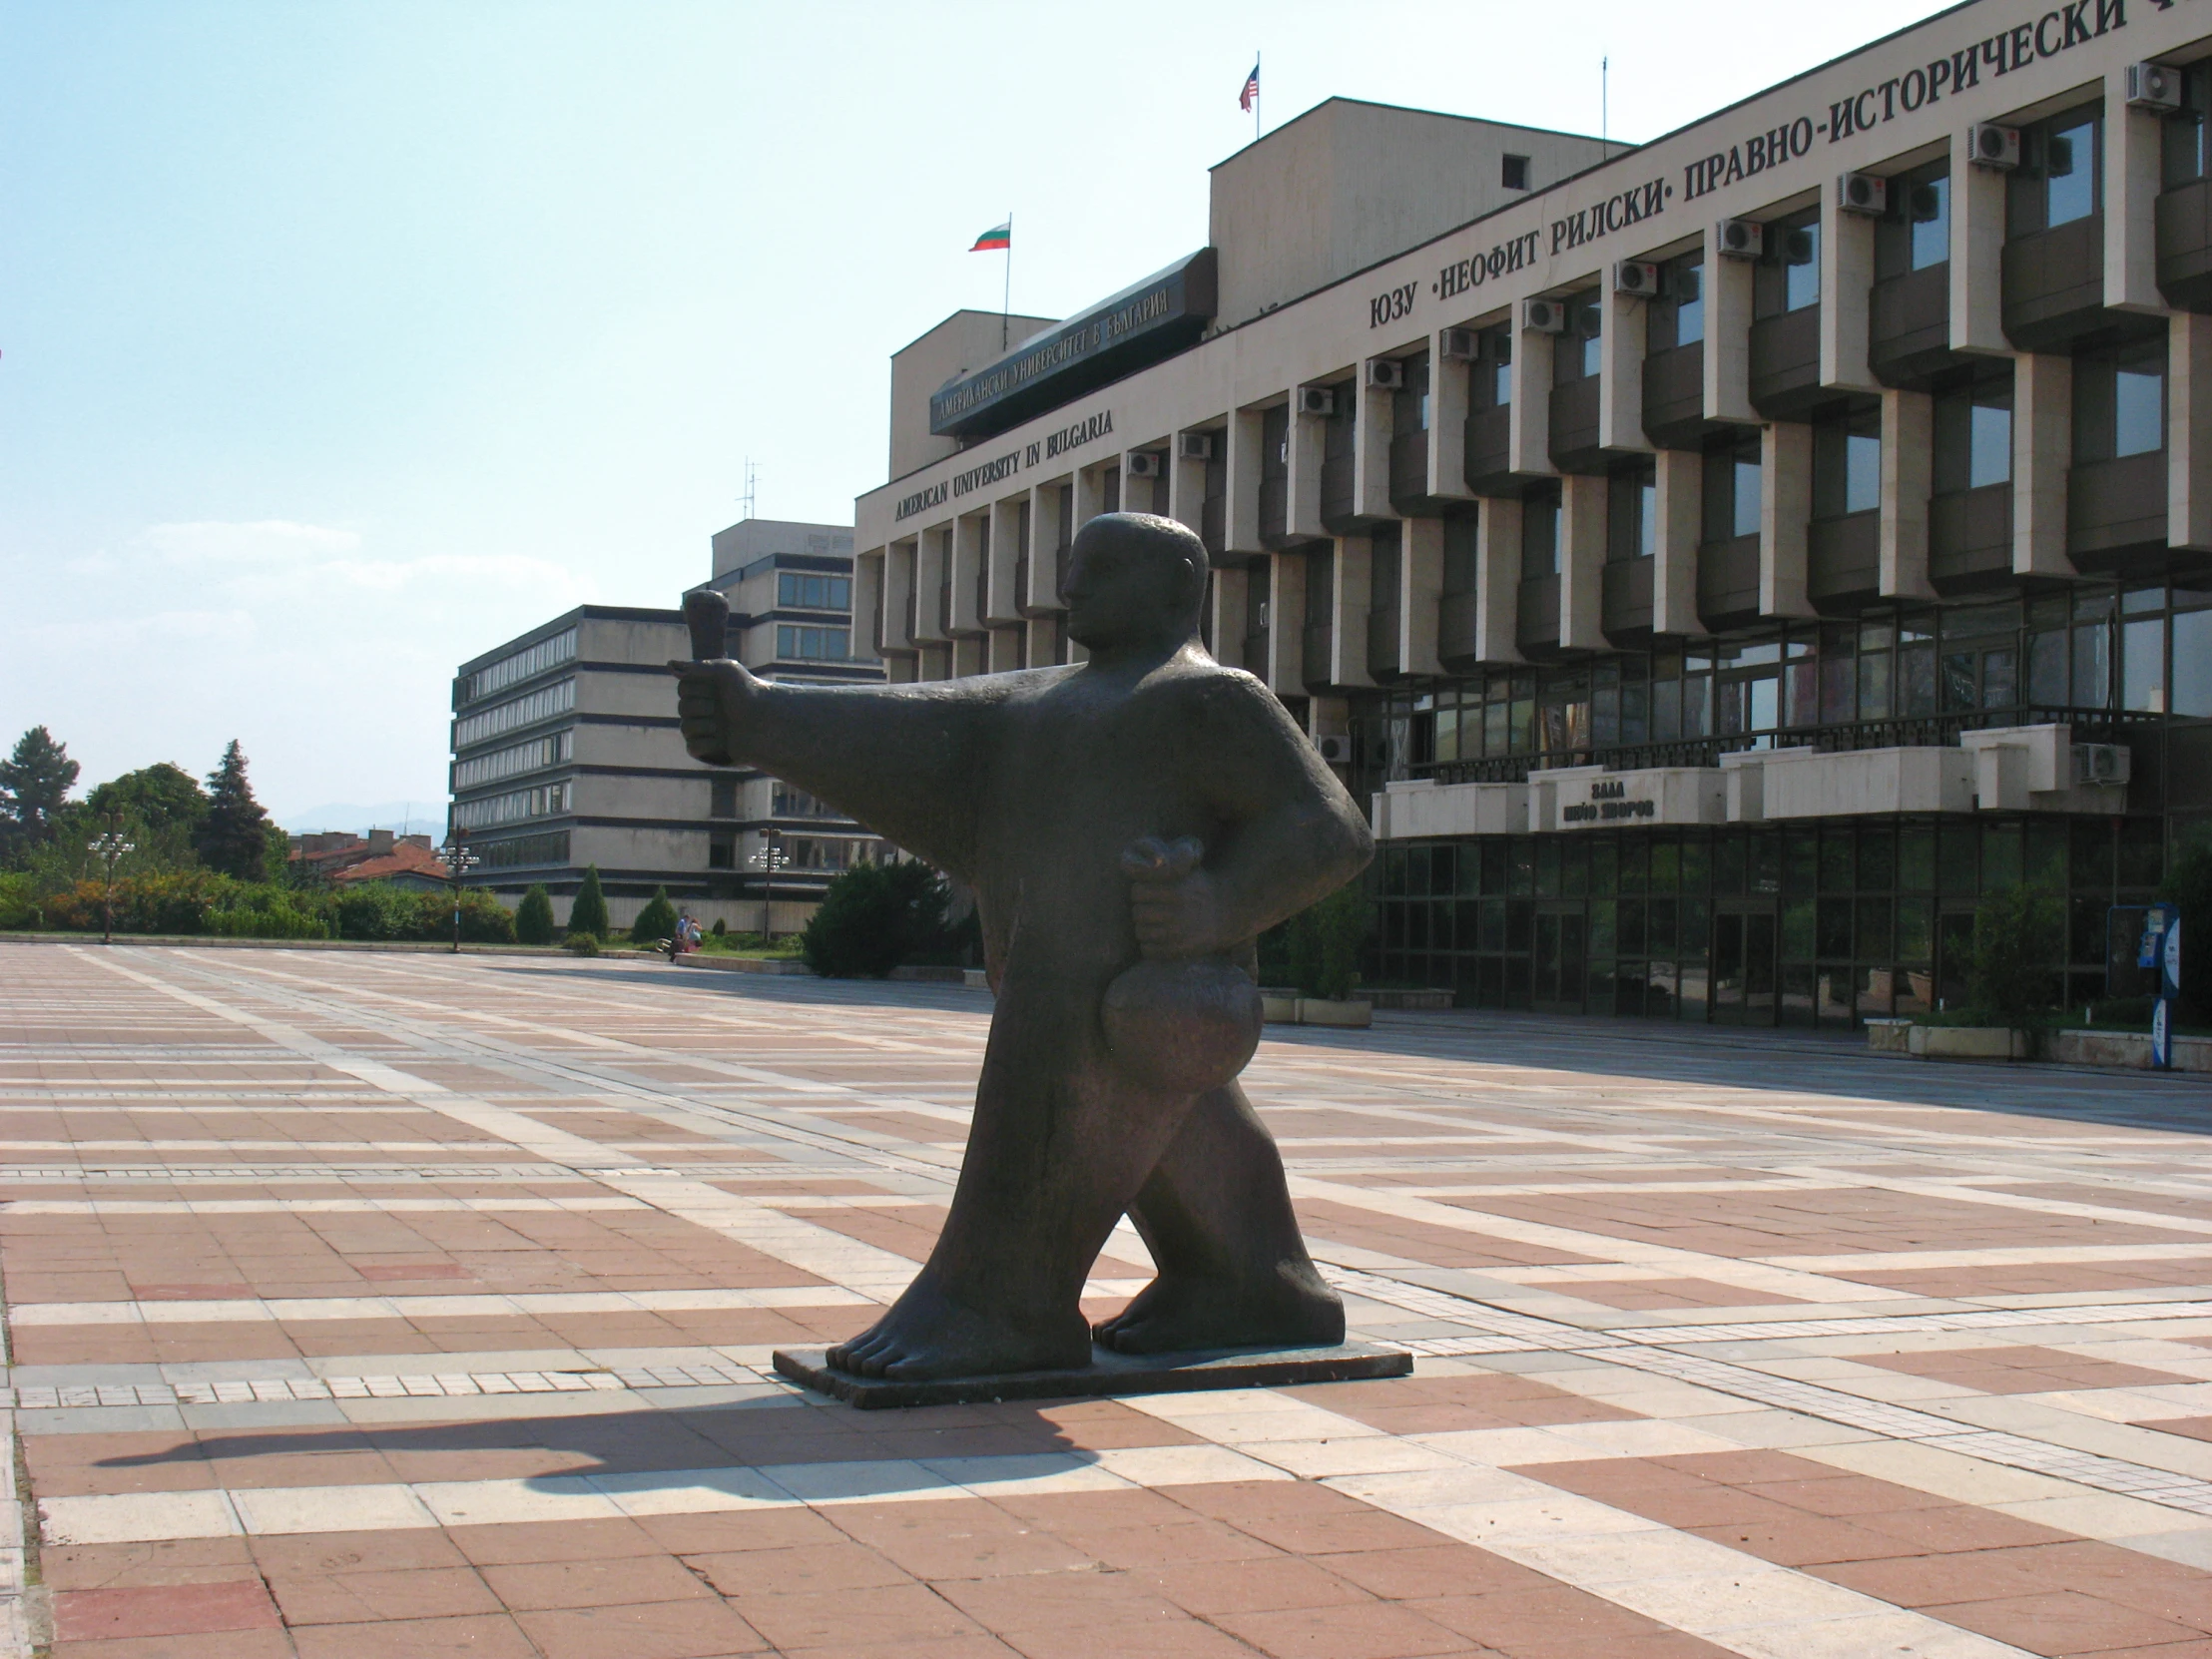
[672,512,1373,1382]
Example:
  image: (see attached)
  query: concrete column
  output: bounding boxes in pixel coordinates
[1226,407,1267,555]
[1288,396,1328,540]
[1025,483,1068,612]
[1761,421,1814,619]
[1355,366,1395,520]
[1210,564,1250,670]
[1074,465,1112,533]
[1706,243,1756,422]
[1473,494,1524,665]
[1167,433,1207,535]
[985,628,1023,674]
[1427,331,1474,501]
[1025,614,1061,667]
[1952,134,2009,355]
[852,549,885,666]
[2172,312,2212,551]
[1881,388,1936,598]
[1559,473,1607,651]
[911,526,950,647]
[2012,351,2074,577]
[1266,549,1308,695]
[1653,448,1701,637]
[2107,64,2166,315]
[880,539,916,660]
[1508,323,1556,475]
[1401,516,1445,677]
[1121,450,1166,517]
[984,498,1023,625]
[949,513,986,636]
[1599,284,1652,452]
[1331,534,1376,688]
[1308,694,1351,752]
[1822,181,1879,392]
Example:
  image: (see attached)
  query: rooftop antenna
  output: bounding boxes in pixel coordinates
[742,458,758,522]
[1601,57,1610,157]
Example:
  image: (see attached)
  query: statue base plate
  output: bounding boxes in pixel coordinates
[772,1340,1412,1409]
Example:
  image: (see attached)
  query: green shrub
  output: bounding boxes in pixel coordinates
[804,863,913,978]
[563,931,601,957]
[332,881,418,940]
[632,886,679,947]
[569,865,609,940]
[1968,880,2064,1028]
[711,916,726,937]
[515,884,556,945]
[207,899,328,939]
[0,870,37,929]
[1275,883,1373,1001]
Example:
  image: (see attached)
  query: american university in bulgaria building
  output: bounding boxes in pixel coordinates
[855,0,2212,1028]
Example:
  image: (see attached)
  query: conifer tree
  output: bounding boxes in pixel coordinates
[0,726,80,851]
[632,885,679,945]
[194,741,275,880]
[515,884,556,945]
[569,865,610,940]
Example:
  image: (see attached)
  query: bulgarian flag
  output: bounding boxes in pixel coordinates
[970,220,1011,252]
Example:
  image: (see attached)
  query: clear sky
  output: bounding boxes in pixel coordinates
[1,0,1950,823]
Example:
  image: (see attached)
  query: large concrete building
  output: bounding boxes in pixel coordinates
[856,15,2212,1028]
[448,518,885,930]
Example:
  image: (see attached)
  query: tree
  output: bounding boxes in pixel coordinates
[515,884,556,945]
[632,885,678,946]
[1968,880,2064,1028]
[802,860,952,977]
[194,742,275,880]
[1281,882,1372,1001]
[0,727,80,853]
[86,764,208,833]
[569,865,609,940]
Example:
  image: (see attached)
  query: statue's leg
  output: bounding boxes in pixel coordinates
[828,985,1212,1382]
[1094,1081,1344,1355]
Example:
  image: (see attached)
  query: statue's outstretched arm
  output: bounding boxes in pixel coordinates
[1129,674,1375,960]
[672,659,1014,882]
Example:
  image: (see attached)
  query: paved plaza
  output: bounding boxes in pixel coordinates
[4,944,2212,1657]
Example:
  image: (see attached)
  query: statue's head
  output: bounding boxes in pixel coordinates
[1064,513,1209,653]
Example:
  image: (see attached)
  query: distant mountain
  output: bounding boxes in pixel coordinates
[277,803,446,837]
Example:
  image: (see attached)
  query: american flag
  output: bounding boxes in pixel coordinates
[1239,61,1260,113]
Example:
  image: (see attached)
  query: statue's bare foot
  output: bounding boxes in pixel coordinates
[1093,1266,1344,1356]
[828,1272,1092,1381]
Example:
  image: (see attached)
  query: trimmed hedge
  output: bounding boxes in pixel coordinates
[0,871,514,944]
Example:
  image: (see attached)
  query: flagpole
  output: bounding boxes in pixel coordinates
[1255,50,1262,142]
[1001,211,1011,349]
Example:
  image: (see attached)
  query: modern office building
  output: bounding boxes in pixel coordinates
[855,12,2212,1027]
[448,518,885,930]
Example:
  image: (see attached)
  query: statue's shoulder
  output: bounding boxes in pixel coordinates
[1143,655,1289,726]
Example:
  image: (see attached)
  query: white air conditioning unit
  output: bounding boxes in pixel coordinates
[1365,357,1405,391]
[1176,431,1214,461]
[1838,171,1888,216]
[1125,451,1162,479]
[1613,260,1661,297]
[1297,384,1337,417]
[1439,326,1481,361]
[2071,743,2133,786]
[1316,734,1352,763]
[1969,123,2021,170]
[1715,218,1765,260]
[1520,296,1567,333]
[2128,61,2183,111]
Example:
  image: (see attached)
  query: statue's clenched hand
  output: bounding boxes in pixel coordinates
[1124,835,1231,960]
[669,658,761,769]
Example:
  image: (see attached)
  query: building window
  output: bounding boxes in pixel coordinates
[1876,163,1949,276]
[709,834,735,869]
[2074,333,2166,462]
[2012,106,2101,235]
[1520,486,1559,578]
[1811,403,1881,519]
[1555,291,1602,382]
[1607,462,1656,561]
[461,629,577,707]
[1653,255,1704,349]
[710,776,739,819]
[1933,363,2013,492]
[1442,514,1478,596]
[475,830,569,870]
[2165,65,2211,187]
[1755,213,1821,316]
[1501,154,1530,191]
[777,573,851,610]
[1703,431,1761,542]
[777,625,851,660]
[1476,326,1511,409]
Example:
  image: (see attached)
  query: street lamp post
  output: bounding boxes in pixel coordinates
[748,829,788,939]
[438,830,480,954]
[86,817,134,947]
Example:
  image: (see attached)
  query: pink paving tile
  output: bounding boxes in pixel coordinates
[52,1581,280,1642]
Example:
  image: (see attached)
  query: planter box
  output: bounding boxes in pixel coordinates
[1907,1025,2031,1060]
[676,954,814,975]
[2049,1029,2212,1072]
[1261,988,1300,1024]
[1369,988,1454,1010]
[963,968,990,990]
[889,964,967,983]
[1865,1018,1913,1054]
[1298,997,1374,1029]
